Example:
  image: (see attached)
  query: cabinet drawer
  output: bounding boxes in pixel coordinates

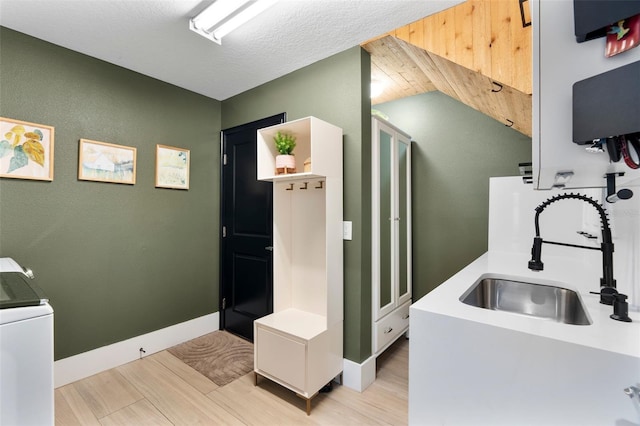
[374,301,410,354]
[255,326,306,391]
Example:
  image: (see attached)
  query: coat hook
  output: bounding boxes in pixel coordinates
[315,181,324,189]
[286,183,294,191]
[491,81,503,92]
[300,182,308,190]
[519,0,532,27]
[505,119,514,127]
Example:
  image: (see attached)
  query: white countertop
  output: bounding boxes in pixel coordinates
[412,250,640,358]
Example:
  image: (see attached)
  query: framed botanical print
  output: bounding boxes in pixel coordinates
[0,117,55,181]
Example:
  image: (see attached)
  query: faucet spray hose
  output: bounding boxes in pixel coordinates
[533,193,611,237]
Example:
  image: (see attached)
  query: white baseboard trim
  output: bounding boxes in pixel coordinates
[54,312,219,388]
[342,354,376,392]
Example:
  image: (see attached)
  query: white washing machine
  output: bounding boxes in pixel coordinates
[0,257,54,426]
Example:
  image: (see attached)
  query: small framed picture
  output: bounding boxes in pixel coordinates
[0,117,55,181]
[155,144,190,190]
[78,139,137,185]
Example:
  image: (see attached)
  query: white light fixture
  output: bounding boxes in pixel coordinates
[189,0,276,44]
[371,80,385,98]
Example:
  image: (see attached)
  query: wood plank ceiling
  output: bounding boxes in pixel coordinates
[362,0,532,137]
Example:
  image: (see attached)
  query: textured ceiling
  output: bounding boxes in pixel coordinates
[0,0,463,100]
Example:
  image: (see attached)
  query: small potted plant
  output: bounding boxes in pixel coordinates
[274,131,296,174]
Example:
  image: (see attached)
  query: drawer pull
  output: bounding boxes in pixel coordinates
[402,314,410,320]
[384,327,393,334]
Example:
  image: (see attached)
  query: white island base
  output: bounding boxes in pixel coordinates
[409,306,640,425]
[409,252,640,426]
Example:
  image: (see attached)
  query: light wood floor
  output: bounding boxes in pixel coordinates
[55,336,408,425]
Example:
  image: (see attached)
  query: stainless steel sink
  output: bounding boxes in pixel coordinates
[460,276,591,325]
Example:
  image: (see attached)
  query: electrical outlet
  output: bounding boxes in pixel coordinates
[343,221,352,240]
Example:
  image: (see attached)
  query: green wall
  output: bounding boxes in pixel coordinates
[222,46,373,363]
[0,28,222,360]
[374,92,532,300]
[0,26,532,366]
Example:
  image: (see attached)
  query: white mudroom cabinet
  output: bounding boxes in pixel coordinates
[253,116,343,415]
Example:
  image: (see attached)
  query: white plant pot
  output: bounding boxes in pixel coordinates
[275,155,296,174]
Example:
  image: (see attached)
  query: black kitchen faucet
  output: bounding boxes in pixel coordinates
[527,193,631,322]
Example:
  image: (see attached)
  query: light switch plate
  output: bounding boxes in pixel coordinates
[343,221,352,240]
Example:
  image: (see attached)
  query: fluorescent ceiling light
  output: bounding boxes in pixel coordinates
[189,0,276,44]
[191,0,250,31]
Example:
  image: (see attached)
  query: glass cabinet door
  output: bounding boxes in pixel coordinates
[396,135,411,306]
[378,127,393,314]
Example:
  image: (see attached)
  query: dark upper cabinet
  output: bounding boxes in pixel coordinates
[574,0,640,42]
[573,61,640,144]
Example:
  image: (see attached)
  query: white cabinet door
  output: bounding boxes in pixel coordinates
[374,121,395,320]
[255,326,306,392]
[396,132,412,309]
[372,117,412,322]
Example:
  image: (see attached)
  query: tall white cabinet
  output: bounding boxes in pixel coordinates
[372,116,412,356]
[254,116,343,415]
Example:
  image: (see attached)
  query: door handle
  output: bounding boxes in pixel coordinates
[265,246,273,251]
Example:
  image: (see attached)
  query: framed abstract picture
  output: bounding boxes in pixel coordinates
[605,14,640,57]
[78,139,137,185]
[0,117,55,181]
[155,144,190,190]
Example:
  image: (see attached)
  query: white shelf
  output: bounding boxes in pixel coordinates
[257,116,342,181]
[260,172,325,183]
[254,308,327,340]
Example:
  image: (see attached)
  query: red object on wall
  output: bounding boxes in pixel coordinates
[605,14,640,57]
